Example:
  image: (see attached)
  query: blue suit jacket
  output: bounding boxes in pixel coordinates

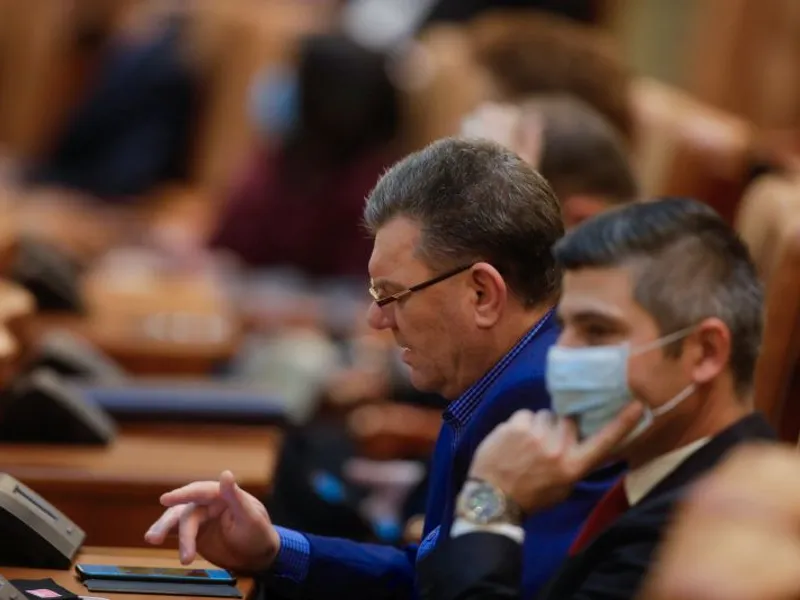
[262,311,623,599]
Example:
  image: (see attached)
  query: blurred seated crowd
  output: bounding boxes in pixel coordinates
[2,0,800,599]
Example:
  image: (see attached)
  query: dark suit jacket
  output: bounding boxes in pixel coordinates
[417,412,776,600]
[27,15,195,200]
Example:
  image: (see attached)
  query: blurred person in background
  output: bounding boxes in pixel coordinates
[196,32,401,426]
[23,9,197,201]
[639,443,800,600]
[460,94,638,227]
[0,4,203,266]
[467,10,633,143]
[208,32,400,281]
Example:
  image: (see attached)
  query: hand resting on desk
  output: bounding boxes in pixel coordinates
[144,471,280,573]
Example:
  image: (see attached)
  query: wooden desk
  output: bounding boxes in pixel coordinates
[1,546,256,600]
[28,269,242,376]
[0,424,281,548]
[0,192,241,375]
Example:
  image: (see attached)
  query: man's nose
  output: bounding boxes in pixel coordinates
[367,302,392,330]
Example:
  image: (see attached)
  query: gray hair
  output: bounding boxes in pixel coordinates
[364,137,564,307]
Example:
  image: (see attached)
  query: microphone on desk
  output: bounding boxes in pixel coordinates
[0,328,120,446]
[22,331,127,383]
[0,474,86,569]
[0,576,23,600]
[0,369,117,446]
[7,235,86,314]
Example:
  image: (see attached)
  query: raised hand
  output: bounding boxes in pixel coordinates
[145,470,280,573]
[467,403,642,514]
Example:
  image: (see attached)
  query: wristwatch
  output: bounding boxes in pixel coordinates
[456,478,523,526]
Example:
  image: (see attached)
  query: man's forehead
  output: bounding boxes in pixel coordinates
[559,267,634,318]
[368,217,423,278]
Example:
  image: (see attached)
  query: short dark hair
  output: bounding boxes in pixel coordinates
[364,137,564,307]
[553,198,763,394]
[292,33,399,160]
[524,95,638,204]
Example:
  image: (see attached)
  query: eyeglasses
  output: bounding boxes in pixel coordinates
[369,263,475,308]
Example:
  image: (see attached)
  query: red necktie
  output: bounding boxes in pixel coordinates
[569,478,629,555]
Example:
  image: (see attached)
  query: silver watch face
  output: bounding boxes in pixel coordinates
[465,484,505,524]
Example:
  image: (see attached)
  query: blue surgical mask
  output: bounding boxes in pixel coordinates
[248,67,299,139]
[546,326,696,442]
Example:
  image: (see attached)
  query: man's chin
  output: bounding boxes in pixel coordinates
[408,371,433,392]
[408,371,448,399]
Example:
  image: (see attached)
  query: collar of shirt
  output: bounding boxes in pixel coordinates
[624,437,710,505]
[444,308,555,430]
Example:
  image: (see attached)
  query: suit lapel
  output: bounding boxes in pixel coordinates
[549,413,777,578]
[640,412,776,505]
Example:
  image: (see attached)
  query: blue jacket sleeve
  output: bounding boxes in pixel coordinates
[261,532,419,600]
[271,527,311,582]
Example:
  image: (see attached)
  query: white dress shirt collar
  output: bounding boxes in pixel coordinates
[624,437,710,506]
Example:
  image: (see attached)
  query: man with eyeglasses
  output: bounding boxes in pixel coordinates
[143,138,623,599]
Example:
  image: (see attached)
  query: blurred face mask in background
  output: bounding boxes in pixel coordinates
[248,67,299,139]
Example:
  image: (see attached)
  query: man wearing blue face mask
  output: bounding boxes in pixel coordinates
[417,197,778,600]
[208,34,401,279]
[247,67,299,140]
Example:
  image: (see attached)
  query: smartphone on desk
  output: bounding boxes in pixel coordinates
[75,564,237,585]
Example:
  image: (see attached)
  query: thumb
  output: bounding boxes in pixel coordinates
[573,402,644,472]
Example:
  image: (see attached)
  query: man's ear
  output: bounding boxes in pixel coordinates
[690,318,731,385]
[468,263,507,328]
